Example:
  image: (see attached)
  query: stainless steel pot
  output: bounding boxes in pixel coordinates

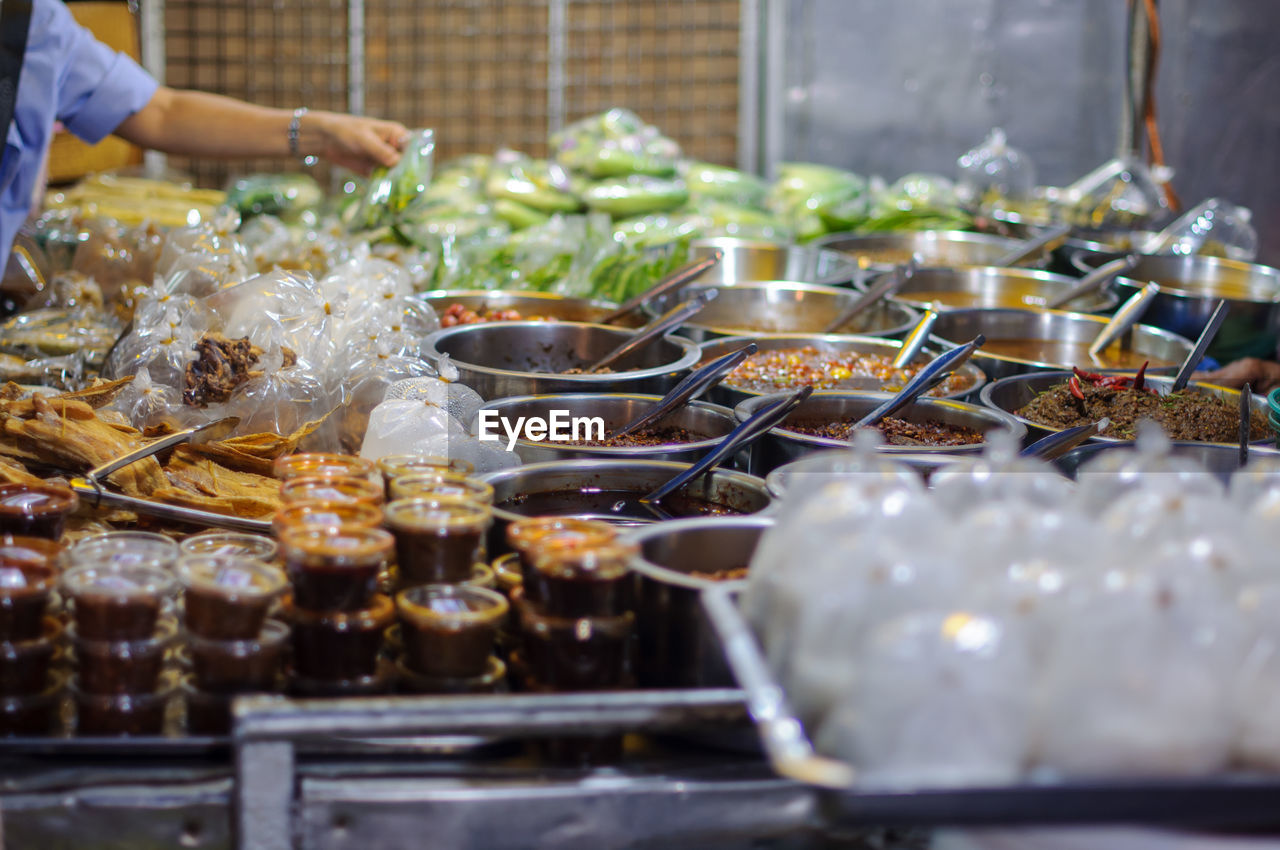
[1052,440,1280,484]
[1105,254,1280,362]
[1063,230,1162,274]
[887,266,1117,314]
[471,393,739,464]
[623,516,773,689]
[421,320,701,400]
[696,333,987,408]
[978,371,1272,446]
[648,237,864,287]
[813,230,1030,287]
[733,391,1026,476]
[417,289,644,327]
[928,307,1194,381]
[478,459,773,552]
[644,281,920,341]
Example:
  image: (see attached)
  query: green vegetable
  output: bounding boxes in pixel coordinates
[484,158,581,213]
[681,161,769,207]
[492,198,551,230]
[582,176,689,218]
[227,173,323,220]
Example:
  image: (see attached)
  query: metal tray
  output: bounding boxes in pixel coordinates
[0,687,747,761]
[700,586,1280,830]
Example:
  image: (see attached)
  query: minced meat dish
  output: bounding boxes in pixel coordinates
[1017,368,1268,442]
[567,426,703,447]
[787,416,985,447]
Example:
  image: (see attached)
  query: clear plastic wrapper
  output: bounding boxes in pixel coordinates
[155,224,251,298]
[551,108,681,178]
[351,128,436,230]
[226,173,323,221]
[1139,198,1258,262]
[956,128,1037,204]
[818,609,1034,789]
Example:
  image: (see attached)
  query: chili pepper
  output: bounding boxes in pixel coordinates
[1133,360,1148,391]
[1072,366,1106,382]
[1069,375,1085,400]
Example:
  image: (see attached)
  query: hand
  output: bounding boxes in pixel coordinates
[1197,357,1280,393]
[307,112,411,175]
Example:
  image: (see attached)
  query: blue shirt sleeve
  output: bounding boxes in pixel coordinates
[44,0,159,143]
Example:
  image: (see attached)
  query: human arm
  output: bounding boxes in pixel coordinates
[113,87,410,175]
[1197,357,1280,393]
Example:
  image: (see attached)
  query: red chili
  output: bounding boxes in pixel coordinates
[1133,360,1148,391]
[1069,375,1085,400]
[1072,366,1106,382]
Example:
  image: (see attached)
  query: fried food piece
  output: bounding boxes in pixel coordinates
[184,334,265,407]
[0,392,165,496]
[0,456,44,486]
[154,450,282,517]
[179,417,325,475]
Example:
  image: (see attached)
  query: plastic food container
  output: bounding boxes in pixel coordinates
[0,483,78,540]
[72,681,172,736]
[284,594,394,680]
[177,555,287,640]
[384,498,492,586]
[0,673,64,736]
[395,654,506,695]
[65,531,180,570]
[60,562,177,641]
[0,616,61,694]
[187,620,288,693]
[279,475,385,508]
[395,584,507,678]
[528,540,636,618]
[280,526,393,612]
[0,559,56,642]
[272,501,383,537]
[69,621,175,695]
[514,592,634,691]
[179,531,279,562]
[388,472,495,505]
[505,517,617,586]
[272,453,377,483]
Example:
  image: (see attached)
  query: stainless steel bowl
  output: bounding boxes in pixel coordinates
[623,516,773,689]
[645,281,920,341]
[813,230,1031,287]
[421,321,701,400]
[471,393,738,464]
[929,307,1194,381]
[1106,255,1280,362]
[648,237,864,287]
[1052,440,1280,484]
[887,266,1117,314]
[734,391,1026,476]
[479,459,773,551]
[696,333,987,408]
[979,371,1272,446]
[417,289,644,327]
[1064,230,1162,274]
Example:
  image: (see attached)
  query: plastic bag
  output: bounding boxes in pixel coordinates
[155,224,251,298]
[226,173,323,221]
[352,128,436,230]
[1139,198,1258,262]
[552,108,681,178]
[956,128,1037,204]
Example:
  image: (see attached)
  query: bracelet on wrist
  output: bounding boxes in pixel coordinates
[288,107,318,166]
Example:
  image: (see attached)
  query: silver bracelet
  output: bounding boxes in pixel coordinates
[288,107,312,163]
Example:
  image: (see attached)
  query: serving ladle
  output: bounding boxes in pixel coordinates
[611,342,758,440]
[822,257,919,334]
[624,384,814,512]
[587,288,717,373]
[850,335,986,431]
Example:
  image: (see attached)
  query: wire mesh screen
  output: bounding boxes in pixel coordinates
[159,0,740,185]
[163,0,351,188]
[563,1,741,167]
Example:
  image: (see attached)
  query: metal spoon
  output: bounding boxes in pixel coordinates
[890,310,939,369]
[636,385,814,506]
[1019,418,1111,461]
[993,223,1072,268]
[587,289,717,373]
[1170,300,1229,392]
[851,335,985,430]
[613,342,758,439]
[1045,253,1140,310]
[1085,281,1160,361]
[600,250,724,325]
[1240,383,1253,467]
[822,258,919,334]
